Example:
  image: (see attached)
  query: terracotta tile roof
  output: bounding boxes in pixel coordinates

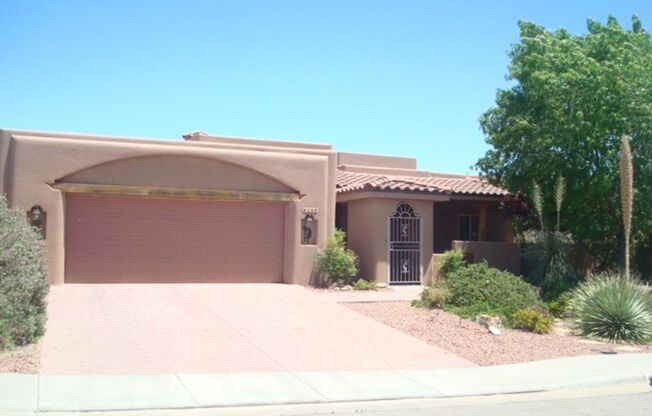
[336,169,507,197]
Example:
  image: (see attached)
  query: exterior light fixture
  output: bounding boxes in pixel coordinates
[28,205,46,238]
[302,214,314,245]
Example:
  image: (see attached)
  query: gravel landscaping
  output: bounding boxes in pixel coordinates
[345,301,652,366]
[0,342,41,373]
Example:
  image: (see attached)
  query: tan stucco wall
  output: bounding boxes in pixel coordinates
[336,152,417,170]
[452,240,521,275]
[59,155,295,193]
[0,129,335,285]
[346,198,433,284]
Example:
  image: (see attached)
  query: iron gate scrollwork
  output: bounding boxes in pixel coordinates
[388,202,421,284]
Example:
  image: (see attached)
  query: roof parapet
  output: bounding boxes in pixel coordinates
[336,151,416,170]
[338,164,479,180]
[339,164,431,178]
[182,131,332,151]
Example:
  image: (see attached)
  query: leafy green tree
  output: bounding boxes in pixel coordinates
[476,16,652,272]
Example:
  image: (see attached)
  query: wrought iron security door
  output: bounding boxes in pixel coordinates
[388,203,422,284]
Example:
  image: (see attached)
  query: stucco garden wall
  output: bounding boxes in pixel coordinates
[451,240,521,275]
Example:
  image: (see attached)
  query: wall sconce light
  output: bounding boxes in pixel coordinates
[302,214,314,245]
[27,205,46,238]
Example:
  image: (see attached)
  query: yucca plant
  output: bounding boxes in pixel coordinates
[569,274,652,343]
[531,181,545,232]
[523,231,575,289]
[620,135,633,277]
[554,176,566,232]
[522,179,576,292]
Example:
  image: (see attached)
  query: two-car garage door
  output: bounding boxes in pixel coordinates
[65,193,286,283]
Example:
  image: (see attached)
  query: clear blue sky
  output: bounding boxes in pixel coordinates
[1,1,649,173]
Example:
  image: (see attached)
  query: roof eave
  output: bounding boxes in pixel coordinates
[336,188,507,202]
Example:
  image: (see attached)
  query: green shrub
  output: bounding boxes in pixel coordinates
[0,196,49,350]
[545,290,574,318]
[315,230,358,286]
[445,261,542,320]
[546,299,566,318]
[512,308,554,334]
[413,286,451,309]
[437,250,467,278]
[353,278,376,291]
[569,274,652,343]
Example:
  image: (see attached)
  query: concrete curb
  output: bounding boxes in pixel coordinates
[2,353,651,413]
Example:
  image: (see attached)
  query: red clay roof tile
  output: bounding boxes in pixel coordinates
[336,169,507,197]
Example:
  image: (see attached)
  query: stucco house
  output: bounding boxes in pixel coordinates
[0,128,519,285]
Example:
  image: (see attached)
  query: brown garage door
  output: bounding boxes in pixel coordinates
[65,193,286,283]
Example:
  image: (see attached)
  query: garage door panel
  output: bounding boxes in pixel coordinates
[65,194,286,283]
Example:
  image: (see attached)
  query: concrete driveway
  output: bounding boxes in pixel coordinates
[40,284,472,374]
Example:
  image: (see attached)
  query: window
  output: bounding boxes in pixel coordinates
[335,203,348,234]
[458,215,479,241]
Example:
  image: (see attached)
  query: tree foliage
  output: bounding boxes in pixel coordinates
[476,16,652,272]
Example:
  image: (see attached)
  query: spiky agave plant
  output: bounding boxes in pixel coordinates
[620,135,634,277]
[569,274,652,343]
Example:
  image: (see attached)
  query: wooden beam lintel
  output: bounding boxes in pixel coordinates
[50,183,302,202]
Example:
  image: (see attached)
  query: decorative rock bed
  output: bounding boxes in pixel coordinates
[345,301,652,366]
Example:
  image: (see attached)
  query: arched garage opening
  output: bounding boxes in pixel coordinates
[57,155,297,283]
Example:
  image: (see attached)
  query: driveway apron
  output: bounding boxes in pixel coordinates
[40,284,472,374]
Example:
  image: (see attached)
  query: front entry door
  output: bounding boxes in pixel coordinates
[388,202,422,284]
